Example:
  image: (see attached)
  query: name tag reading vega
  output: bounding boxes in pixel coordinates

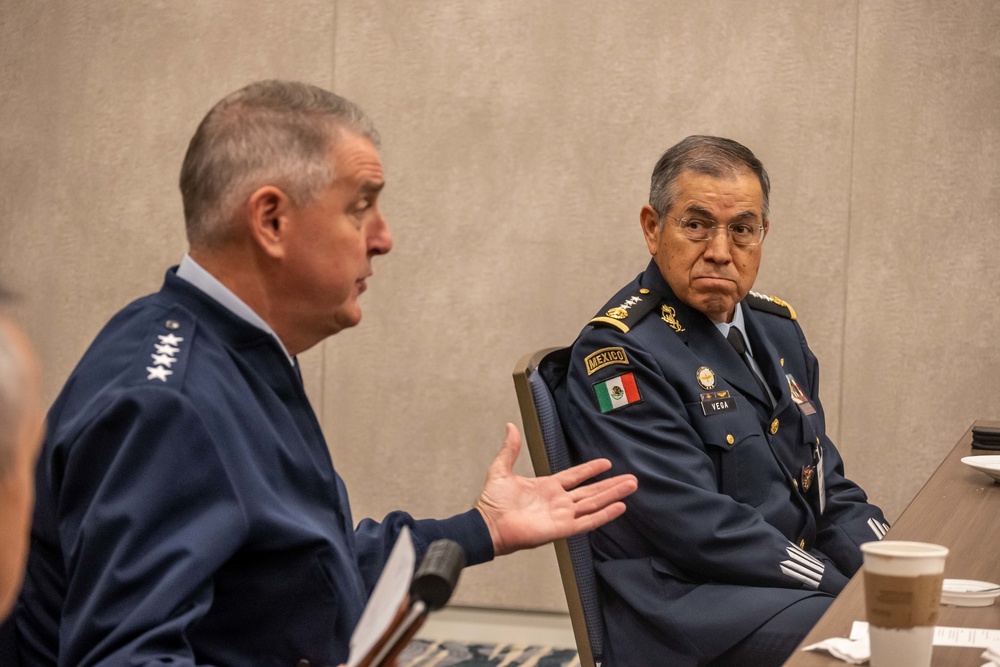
[700,391,737,416]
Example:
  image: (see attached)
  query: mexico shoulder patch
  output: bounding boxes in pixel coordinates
[584,346,630,375]
[594,373,642,413]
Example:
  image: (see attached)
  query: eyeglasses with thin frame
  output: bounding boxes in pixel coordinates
[662,213,767,247]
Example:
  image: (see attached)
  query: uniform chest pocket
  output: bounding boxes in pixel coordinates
[684,400,772,507]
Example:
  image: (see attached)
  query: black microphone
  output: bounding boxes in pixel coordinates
[409,539,466,611]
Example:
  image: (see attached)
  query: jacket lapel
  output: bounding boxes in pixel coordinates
[742,305,792,416]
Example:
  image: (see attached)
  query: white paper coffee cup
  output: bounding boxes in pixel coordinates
[861,541,949,667]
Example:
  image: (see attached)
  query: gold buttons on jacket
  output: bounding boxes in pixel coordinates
[800,539,806,549]
[726,434,735,445]
[770,419,779,434]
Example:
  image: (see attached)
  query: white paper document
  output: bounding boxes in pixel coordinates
[346,526,416,667]
[850,621,1000,648]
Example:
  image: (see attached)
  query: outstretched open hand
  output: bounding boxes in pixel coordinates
[475,423,637,556]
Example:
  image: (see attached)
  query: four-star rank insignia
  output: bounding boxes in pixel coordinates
[605,294,645,321]
[589,289,658,334]
[146,323,185,383]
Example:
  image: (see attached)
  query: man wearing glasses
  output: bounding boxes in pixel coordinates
[546,136,889,666]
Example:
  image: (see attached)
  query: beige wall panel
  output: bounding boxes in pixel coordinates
[842,0,1000,521]
[328,1,858,610]
[0,1,336,402]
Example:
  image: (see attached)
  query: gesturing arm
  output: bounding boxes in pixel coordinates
[354,423,637,595]
[475,423,637,556]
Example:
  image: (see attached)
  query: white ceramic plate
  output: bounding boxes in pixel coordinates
[960,455,1000,483]
[941,578,1000,607]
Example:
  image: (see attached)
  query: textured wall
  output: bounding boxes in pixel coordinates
[841,0,1000,523]
[0,0,338,397]
[2,0,998,613]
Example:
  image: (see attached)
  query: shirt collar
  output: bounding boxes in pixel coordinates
[175,254,295,366]
[712,302,756,358]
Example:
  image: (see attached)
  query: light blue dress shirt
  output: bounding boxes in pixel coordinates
[176,254,295,366]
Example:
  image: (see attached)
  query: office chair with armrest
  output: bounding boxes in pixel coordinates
[512,346,604,667]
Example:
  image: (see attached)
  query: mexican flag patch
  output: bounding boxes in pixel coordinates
[594,373,641,413]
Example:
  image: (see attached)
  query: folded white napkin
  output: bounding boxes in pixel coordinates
[803,633,1000,665]
[982,640,1000,667]
[801,636,870,664]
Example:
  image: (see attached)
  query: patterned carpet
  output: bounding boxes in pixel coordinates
[398,640,580,667]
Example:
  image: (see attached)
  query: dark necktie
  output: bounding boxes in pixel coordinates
[727,326,772,409]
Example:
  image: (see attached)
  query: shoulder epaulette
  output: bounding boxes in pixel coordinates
[589,288,660,333]
[745,291,797,320]
[132,307,196,388]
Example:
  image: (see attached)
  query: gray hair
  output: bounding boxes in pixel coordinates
[648,135,771,227]
[0,320,32,477]
[179,80,380,248]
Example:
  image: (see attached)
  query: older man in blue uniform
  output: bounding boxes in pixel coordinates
[3,81,637,667]
[545,136,889,666]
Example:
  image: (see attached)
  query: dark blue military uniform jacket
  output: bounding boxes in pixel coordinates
[5,269,493,667]
[545,261,888,667]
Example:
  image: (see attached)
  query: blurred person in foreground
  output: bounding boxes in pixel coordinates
[545,136,889,666]
[0,302,45,619]
[4,80,637,667]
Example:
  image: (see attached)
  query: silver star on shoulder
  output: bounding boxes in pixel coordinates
[146,366,173,382]
[154,343,180,356]
[158,333,184,346]
[151,353,177,367]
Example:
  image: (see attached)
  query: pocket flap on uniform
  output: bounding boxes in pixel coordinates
[684,399,761,450]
